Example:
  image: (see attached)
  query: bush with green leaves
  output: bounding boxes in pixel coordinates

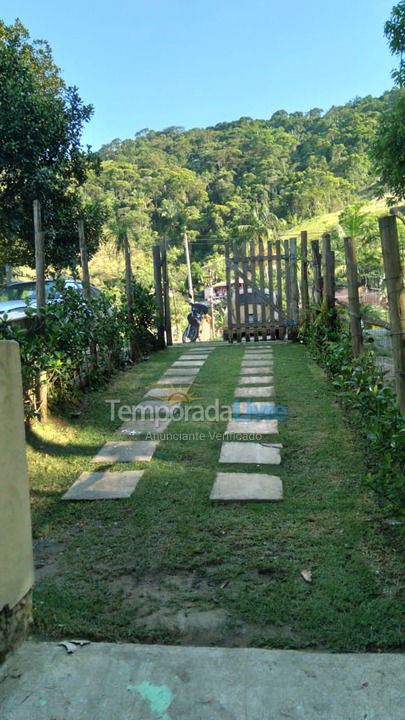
[0,279,157,416]
[304,310,405,518]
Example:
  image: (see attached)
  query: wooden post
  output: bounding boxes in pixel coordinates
[153,245,165,349]
[284,239,291,322]
[322,233,335,311]
[123,231,139,360]
[207,268,215,340]
[184,232,194,303]
[378,215,405,414]
[33,200,47,419]
[5,264,12,283]
[33,200,46,316]
[311,240,322,306]
[300,231,309,319]
[290,237,299,339]
[258,238,267,338]
[161,237,173,346]
[233,241,241,342]
[78,219,91,301]
[344,237,363,357]
[242,242,251,341]
[225,242,233,342]
[250,240,259,341]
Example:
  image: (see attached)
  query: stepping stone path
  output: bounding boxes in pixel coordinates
[212,343,284,503]
[63,344,215,500]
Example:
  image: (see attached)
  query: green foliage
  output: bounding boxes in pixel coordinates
[304,312,405,518]
[371,90,405,201]
[385,0,405,86]
[0,279,157,416]
[0,20,104,268]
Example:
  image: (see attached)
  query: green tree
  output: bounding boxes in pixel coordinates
[371,3,405,200]
[0,20,100,268]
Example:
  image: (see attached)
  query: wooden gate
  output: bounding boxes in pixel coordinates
[224,238,299,342]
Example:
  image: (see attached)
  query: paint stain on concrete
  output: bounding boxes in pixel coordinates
[136,681,173,719]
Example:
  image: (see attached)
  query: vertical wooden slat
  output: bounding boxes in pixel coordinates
[379,215,405,414]
[290,238,299,322]
[275,239,283,339]
[225,242,234,342]
[300,230,309,319]
[284,239,291,324]
[250,241,259,341]
[258,238,266,338]
[242,241,250,342]
[233,241,241,342]
[267,241,274,322]
[344,236,363,357]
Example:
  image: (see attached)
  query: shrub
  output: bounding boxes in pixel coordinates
[304,309,405,518]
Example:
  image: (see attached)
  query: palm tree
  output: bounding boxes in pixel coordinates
[238,200,280,247]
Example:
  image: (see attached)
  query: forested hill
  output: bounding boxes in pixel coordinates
[87,91,396,281]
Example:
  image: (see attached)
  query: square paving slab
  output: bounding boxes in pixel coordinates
[240,367,273,375]
[242,360,274,367]
[224,420,279,436]
[234,401,276,415]
[157,376,195,385]
[244,354,273,359]
[234,386,274,397]
[180,354,209,360]
[91,441,158,463]
[164,367,200,375]
[210,472,283,502]
[116,418,171,435]
[172,360,204,367]
[219,441,281,463]
[238,375,273,384]
[62,470,144,500]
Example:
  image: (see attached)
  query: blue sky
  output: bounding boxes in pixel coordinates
[2,0,396,150]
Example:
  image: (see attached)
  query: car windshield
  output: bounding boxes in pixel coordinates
[0,282,37,303]
[0,280,61,304]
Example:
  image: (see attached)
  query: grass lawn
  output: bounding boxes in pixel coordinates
[28,342,404,651]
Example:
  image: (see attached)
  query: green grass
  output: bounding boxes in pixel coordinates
[29,342,404,651]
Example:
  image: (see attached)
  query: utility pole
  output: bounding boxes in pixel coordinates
[184,232,194,302]
[78,219,91,301]
[33,200,46,317]
[207,267,215,339]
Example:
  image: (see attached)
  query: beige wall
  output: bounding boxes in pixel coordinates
[0,341,34,611]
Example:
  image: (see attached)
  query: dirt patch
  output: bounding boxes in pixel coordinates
[33,538,65,581]
[108,570,301,646]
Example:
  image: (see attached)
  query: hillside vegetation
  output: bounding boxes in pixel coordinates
[86,91,397,292]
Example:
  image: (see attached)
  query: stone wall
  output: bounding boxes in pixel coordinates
[0,340,34,661]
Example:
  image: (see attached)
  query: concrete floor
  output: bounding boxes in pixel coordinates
[1,642,404,720]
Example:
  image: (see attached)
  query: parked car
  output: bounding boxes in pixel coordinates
[0,279,102,322]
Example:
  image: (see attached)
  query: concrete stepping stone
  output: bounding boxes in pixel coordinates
[62,470,144,500]
[244,353,273,358]
[91,440,158,463]
[157,376,195,385]
[219,441,281,463]
[172,360,204,367]
[116,418,171,435]
[234,386,274,397]
[134,399,181,414]
[180,354,209,360]
[145,387,190,398]
[164,368,200,375]
[210,472,283,502]
[240,367,272,375]
[235,401,275,415]
[224,419,279,435]
[242,360,274,367]
[238,376,273,384]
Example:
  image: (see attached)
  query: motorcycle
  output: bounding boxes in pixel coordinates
[182,300,210,343]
